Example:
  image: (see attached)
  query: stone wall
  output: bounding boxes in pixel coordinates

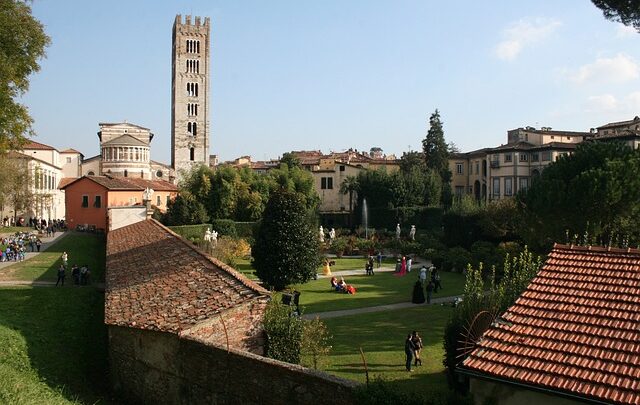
[109,326,358,405]
[181,299,268,354]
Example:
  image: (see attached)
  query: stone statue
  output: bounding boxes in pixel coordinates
[396,223,401,240]
[329,228,336,243]
[211,229,218,245]
[409,225,416,241]
[204,227,212,242]
[319,226,325,242]
[143,187,154,201]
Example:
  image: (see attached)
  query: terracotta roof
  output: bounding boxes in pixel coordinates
[597,116,640,130]
[60,148,83,154]
[22,140,56,151]
[105,219,269,333]
[462,244,640,405]
[60,175,178,191]
[57,177,77,189]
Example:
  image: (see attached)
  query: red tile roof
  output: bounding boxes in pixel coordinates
[57,177,77,189]
[105,220,269,333]
[60,148,83,154]
[22,140,56,150]
[120,177,178,191]
[60,175,178,191]
[462,244,640,405]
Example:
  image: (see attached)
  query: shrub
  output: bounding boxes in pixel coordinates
[443,246,472,272]
[470,241,499,269]
[211,236,251,267]
[330,237,349,258]
[168,224,212,244]
[263,298,303,364]
[252,190,321,290]
[300,317,332,370]
[211,219,237,237]
[234,221,257,239]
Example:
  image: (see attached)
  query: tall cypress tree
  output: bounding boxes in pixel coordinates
[422,109,450,180]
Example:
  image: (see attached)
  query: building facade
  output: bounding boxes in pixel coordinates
[171,15,211,177]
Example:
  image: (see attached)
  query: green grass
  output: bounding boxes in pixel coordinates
[312,304,453,398]
[0,226,37,235]
[0,287,110,404]
[294,271,465,314]
[1,233,105,283]
[234,257,258,280]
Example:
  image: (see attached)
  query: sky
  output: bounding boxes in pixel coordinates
[22,0,640,164]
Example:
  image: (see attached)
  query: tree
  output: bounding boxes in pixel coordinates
[252,190,321,290]
[592,0,640,32]
[280,152,301,169]
[0,153,33,220]
[263,299,304,364]
[301,317,332,370]
[518,141,640,250]
[422,109,450,180]
[163,191,209,225]
[0,0,50,153]
[339,175,359,225]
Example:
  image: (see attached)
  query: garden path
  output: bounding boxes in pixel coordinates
[0,231,68,271]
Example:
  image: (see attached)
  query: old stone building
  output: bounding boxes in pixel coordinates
[171,15,211,178]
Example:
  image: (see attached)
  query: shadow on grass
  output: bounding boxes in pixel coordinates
[0,287,113,403]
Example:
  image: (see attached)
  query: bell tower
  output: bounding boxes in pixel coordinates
[171,15,210,178]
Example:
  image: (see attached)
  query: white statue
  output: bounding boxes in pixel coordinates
[211,229,218,245]
[396,223,401,240]
[143,187,154,201]
[329,228,336,242]
[204,227,212,242]
[319,226,325,242]
[409,225,416,241]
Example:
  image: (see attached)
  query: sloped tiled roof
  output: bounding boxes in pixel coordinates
[60,148,83,154]
[102,134,148,147]
[57,177,77,189]
[105,219,269,333]
[60,175,178,191]
[597,116,640,130]
[120,177,178,191]
[462,244,640,405]
[22,140,56,151]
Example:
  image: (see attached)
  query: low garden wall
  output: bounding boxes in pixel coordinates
[109,326,358,405]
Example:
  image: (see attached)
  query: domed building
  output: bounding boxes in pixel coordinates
[81,122,174,181]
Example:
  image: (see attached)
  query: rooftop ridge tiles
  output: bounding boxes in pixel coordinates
[552,243,640,256]
[148,219,270,296]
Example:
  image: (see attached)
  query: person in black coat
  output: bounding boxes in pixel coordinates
[404,334,416,372]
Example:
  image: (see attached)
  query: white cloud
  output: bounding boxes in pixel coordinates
[495,17,562,61]
[569,54,639,84]
[616,24,638,38]
[585,94,618,112]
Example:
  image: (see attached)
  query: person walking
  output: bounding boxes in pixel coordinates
[376,251,382,268]
[426,281,434,304]
[412,331,423,366]
[404,334,416,372]
[55,265,65,287]
[61,252,68,268]
[419,266,428,286]
[407,256,413,273]
[432,268,442,293]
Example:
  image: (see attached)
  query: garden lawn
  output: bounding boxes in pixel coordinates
[294,271,465,314]
[307,304,454,400]
[0,226,34,235]
[234,258,258,280]
[0,287,110,404]
[1,233,105,282]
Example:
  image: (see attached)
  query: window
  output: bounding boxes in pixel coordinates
[190,148,195,161]
[531,153,539,162]
[505,178,513,196]
[187,82,198,97]
[519,153,528,162]
[475,162,479,175]
[66,157,72,163]
[81,195,89,208]
[455,186,465,197]
[94,196,101,208]
[321,177,333,190]
[550,136,555,140]
[157,195,161,206]
[504,153,512,162]
[456,163,463,174]
[166,195,171,206]
[156,170,163,178]
[556,152,568,161]
[519,177,529,192]
[542,151,551,161]
[492,178,500,197]
[187,103,198,116]
[339,165,345,172]
[124,170,128,177]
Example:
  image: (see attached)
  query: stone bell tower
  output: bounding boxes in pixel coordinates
[171,15,210,178]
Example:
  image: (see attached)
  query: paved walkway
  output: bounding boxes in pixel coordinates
[302,294,461,320]
[0,231,69,271]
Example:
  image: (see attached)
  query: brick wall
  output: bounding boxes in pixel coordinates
[180,299,268,354]
[109,326,358,405]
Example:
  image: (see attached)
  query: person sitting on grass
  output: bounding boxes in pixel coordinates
[330,276,339,291]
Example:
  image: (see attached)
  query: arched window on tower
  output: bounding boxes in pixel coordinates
[124,170,128,178]
[197,41,200,54]
[187,122,192,134]
[195,83,198,97]
[190,148,195,161]
[193,123,197,136]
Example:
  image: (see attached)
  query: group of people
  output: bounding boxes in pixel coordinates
[0,232,41,262]
[55,251,91,287]
[416,265,442,304]
[330,276,356,294]
[404,331,424,371]
[394,255,414,276]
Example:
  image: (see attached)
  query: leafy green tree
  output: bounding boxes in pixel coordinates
[280,152,301,169]
[301,317,332,370]
[518,142,640,249]
[592,0,640,32]
[263,298,304,364]
[339,175,359,225]
[0,1,50,153]
[422,110,450,180]
[163,191,209,225]
[252,190,321,290]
